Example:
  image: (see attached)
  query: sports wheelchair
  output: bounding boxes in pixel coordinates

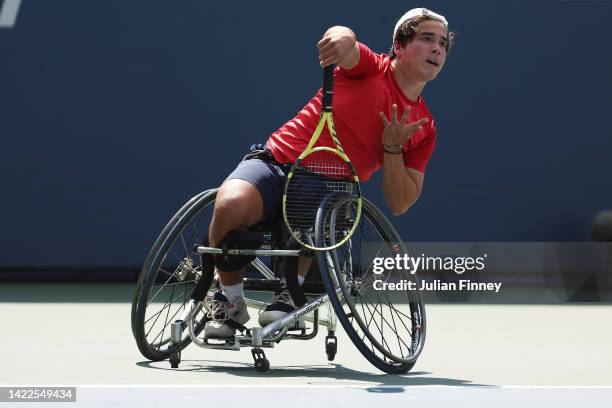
[131,188,426,373]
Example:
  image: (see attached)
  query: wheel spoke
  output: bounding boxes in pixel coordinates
[145,287,175,341]
[359,295,395,354]
[319,198,424,371]
[145,283,193,328]
[132,191,218,361]
[359,292,411,352]
[146,269,179,306]
[146,286,192,349]
[152,279,197,289]
[365,290,412,336]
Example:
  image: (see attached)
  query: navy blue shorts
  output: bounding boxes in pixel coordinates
[225,150,290,222]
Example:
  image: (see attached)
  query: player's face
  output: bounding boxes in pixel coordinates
[395,20,448,81]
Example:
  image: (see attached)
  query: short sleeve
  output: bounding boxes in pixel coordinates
[403,126,436,172]
[337,42,386,79]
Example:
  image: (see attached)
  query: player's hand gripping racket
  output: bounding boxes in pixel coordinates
[282,64,362,250]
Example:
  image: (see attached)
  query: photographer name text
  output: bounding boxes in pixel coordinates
[373,279,502,293]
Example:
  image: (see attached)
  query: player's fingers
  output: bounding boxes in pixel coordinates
[402,119,429,138]
[318,42,336,57]
[318,42,335,64]
[317,37,331,49]
[400,105,411,124]
[406,117,428,129]
[379,111,390,126]
[413,117,429,127]
[319,48,339,61]
[391,104,398,122]
[319,56,339,67]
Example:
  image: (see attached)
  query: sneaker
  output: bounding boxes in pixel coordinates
[258,285,305,329]
[203,291,250,339]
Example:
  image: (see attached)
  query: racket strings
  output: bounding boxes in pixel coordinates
[285,158,358,245]
[303,160,350,178]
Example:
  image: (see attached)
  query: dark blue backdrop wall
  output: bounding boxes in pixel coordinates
[1,0,611,267]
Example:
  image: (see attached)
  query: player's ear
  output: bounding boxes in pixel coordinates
[393,40,403,57]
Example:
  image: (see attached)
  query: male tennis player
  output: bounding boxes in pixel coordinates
[204,8,454,338]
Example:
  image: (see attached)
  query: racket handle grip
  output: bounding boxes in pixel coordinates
[322,64,334,112]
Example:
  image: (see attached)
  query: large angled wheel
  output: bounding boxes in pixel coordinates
[316,197,426,374]
[131,189,218,361]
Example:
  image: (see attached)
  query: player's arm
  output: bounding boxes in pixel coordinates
[379,104,429,215]
[317,26,360,69]
[382,161,424,216]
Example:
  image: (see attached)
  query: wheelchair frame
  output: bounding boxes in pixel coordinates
[131,188,426,373]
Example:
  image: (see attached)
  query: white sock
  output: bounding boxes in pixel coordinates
[280,276,305,285]
[221,282,244,301]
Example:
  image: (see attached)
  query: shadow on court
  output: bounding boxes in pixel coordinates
[136,360,493,387]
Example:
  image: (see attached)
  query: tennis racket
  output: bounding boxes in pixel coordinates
[282,64,362,251]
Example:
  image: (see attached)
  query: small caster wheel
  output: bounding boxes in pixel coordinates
[325,334,337,361]
[251,347,270,372]
[254,358,270,372]
[169,351,181,368]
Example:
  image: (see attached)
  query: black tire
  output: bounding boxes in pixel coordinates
[131,189,218,361]
[325,335,337,361]
[169,352,181,368]
[316,198,426,374]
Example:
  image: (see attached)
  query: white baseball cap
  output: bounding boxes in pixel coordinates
[392,8,448,44]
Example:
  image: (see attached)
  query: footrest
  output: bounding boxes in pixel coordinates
[200,335,241,351]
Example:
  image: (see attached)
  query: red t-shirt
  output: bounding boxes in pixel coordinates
[267,42,437,182]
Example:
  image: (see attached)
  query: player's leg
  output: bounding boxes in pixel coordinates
[258,256,312,327]
[203,177,264,338]
[204,156,283,338]
[203,153,314,334]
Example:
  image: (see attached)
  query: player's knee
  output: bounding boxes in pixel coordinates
[214,182,263,228]
[213,195,252,229]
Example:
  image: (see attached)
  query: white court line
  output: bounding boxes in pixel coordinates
[2,384,612,389]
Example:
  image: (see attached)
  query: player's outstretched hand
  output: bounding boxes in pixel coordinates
[378,104,429,147]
